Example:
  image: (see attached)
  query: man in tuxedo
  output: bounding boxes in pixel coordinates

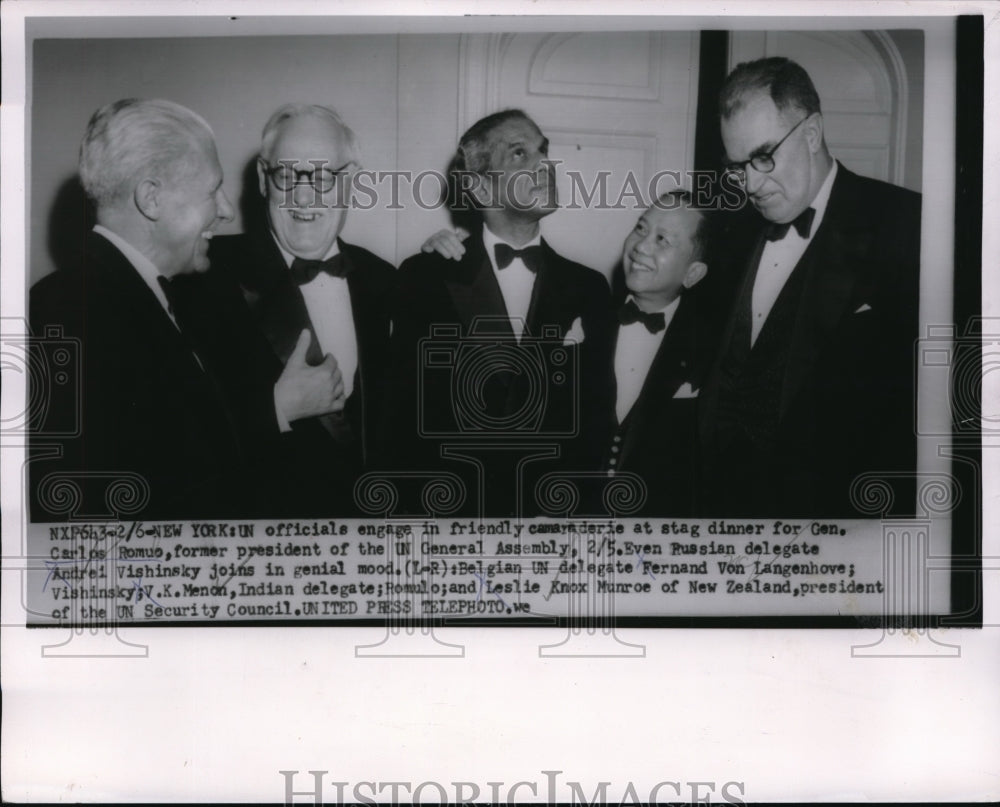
[208,104,395,512]
[606,191,714,516]
[385,109,613,516]
[699,57,922,517]
[30,99,345,520]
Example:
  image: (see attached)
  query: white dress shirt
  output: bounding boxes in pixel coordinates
[481,224,540,341]
[276,239,358,400]
[614,294,680,424]
[751,161,838,345]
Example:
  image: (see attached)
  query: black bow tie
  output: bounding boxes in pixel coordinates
[289,253,350,285]
[618,299,666,334]
[494,243,543,273]
[764,207,816,242]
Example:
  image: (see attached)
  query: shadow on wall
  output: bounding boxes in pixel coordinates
[42,159,267,291]
[44,175,95,283]
[238,155,268,236]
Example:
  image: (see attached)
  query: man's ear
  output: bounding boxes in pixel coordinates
[256,157,268,197]
[682,261,708,290]
[133,178,161,221]
[803,112,824,154]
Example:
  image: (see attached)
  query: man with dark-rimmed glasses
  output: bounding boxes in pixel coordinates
[207,104,396,513]
[699,57,922,518]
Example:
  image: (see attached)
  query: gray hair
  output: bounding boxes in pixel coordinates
[455,108,533,176]
[719,57,821,120]
[259,103,362,166]
[78,98,215,207]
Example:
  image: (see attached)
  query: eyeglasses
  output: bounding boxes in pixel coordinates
[723,114,812,184]
[260,160,352,193]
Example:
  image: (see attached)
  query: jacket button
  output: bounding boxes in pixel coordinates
[609,457,617,466]
[611,445,619,453]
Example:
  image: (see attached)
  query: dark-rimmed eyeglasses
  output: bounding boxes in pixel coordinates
[260,160,352,193]
[722,114,812,184]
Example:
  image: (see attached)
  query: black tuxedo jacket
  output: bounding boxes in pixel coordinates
[29,232,282,520]
[606,294,711,516]
[208,232,394,474]
[699,164,922,517]
[384,230,613,516]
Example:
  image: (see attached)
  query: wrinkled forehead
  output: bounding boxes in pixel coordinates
[268,115,351,164]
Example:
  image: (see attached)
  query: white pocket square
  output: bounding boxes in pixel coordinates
[854,303,873,314]
[563,317,585,345]
[673,381,699,399]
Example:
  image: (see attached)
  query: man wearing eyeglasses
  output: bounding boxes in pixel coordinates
[30,99,347,520]
[699,57,921,517]
[208,104,395,514]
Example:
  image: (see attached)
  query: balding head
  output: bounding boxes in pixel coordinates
[257,104,360,260]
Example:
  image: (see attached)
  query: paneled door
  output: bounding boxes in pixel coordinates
[457,31,701,278]
[729,31,918,189]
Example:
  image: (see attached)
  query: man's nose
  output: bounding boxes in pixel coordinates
[291,181,318,207]
[635,232,655,254]
[217,189,235,223]
[744,164,767,195]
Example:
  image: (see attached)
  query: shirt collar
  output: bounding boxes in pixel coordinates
[804,159,838,235]
[482,223,542,274]
[273,235,341,270]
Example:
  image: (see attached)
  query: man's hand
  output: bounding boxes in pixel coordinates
[274,329,345,422]
[420,227,470,261]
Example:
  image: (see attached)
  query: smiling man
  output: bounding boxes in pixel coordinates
[699,57,922,517]
[384,109,612,516]
[605,191,713,516]
[208,104,395,512]
[29,99,343,519]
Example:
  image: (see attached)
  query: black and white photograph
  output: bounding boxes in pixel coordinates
[14,11,972,623]
[2,1,997,803]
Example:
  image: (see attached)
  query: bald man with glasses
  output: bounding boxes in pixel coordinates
[699,57,922,518]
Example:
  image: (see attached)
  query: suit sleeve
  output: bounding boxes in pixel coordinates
[375,255,433,470]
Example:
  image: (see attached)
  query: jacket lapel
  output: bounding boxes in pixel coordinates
[443,234,513,339]
[241,234,321,365]
[618,299,693,461]
[525,240,556,337]
[699,231,765,443]
[89,234,240,450]
[343,242,380,463]
[91,234,205,377]
[779,166,867,418]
